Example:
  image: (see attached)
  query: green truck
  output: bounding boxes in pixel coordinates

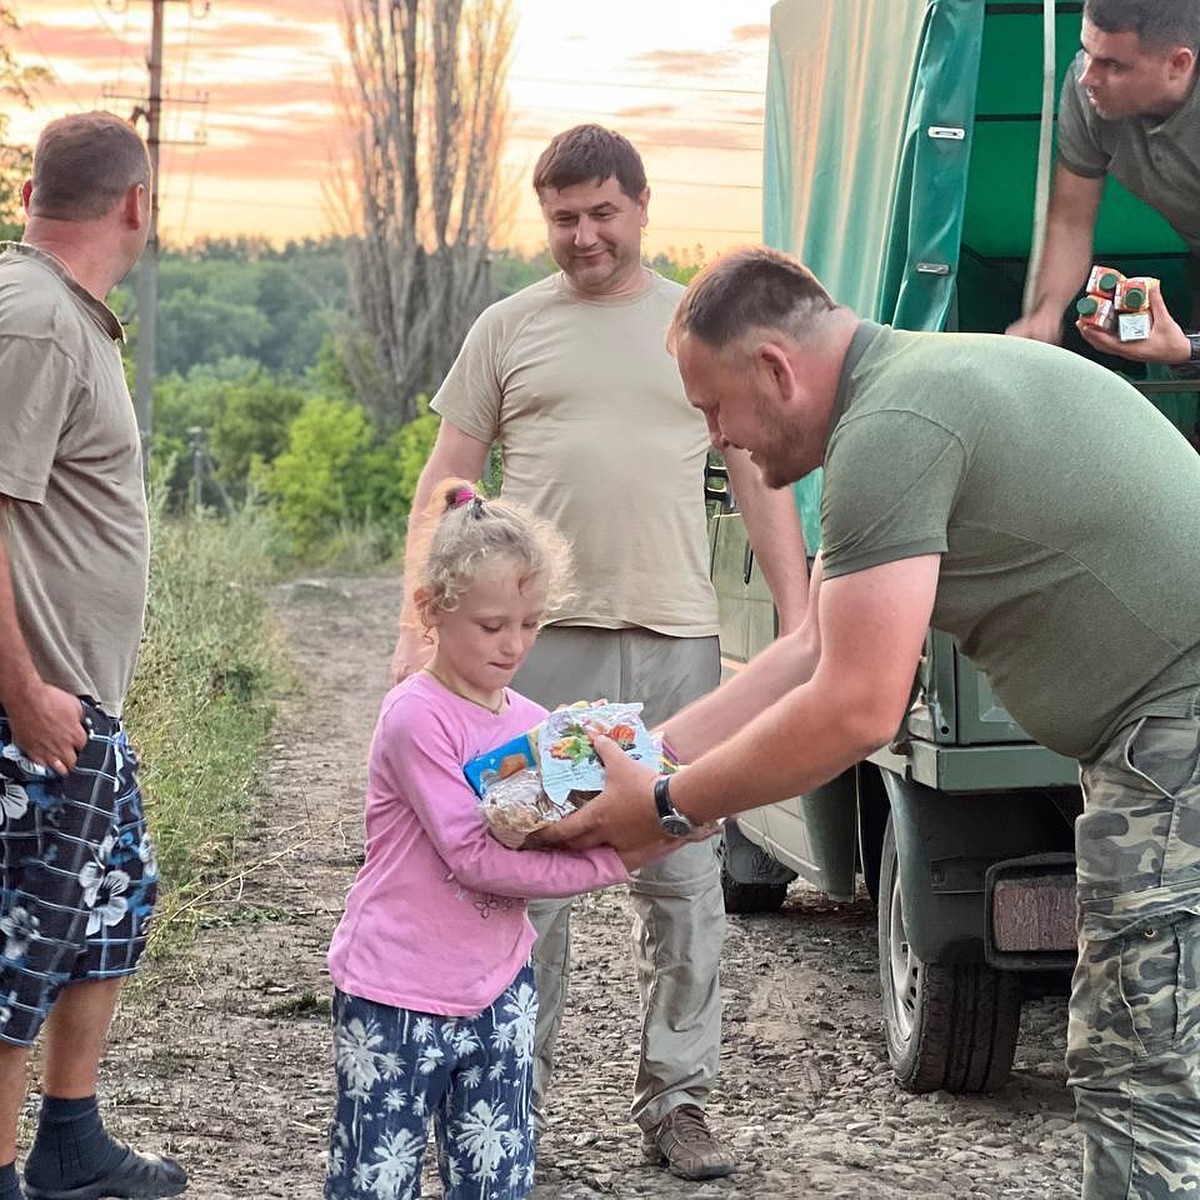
[713,0,1199,1095]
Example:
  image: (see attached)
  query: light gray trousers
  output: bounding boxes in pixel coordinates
[512,626,725,1132]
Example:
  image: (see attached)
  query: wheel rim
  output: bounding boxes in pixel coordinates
[888,875,920,1041]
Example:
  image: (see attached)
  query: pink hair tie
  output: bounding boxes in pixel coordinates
[449,486,476,509]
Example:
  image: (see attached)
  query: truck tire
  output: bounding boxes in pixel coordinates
[718,822,791,914]
[720,869,788,914]
[877,816,1022,1093]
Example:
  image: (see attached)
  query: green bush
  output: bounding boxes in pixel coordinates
[122,504,287,953]
[255,393,439,558]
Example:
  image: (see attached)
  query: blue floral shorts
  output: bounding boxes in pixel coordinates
[0,699,158,1046]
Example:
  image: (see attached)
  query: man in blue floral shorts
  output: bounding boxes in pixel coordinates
[0,112,187,1199]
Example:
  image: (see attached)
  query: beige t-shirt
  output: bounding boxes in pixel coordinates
[431,271,718,636]
[0,243,149,715]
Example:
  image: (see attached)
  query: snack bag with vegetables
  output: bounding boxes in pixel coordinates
[464,702,662,848]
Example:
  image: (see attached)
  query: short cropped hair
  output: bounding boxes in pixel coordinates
[30,111,151,222]
[1084,0,1200,51]
[532,125,647,202]
[669,246,837,352]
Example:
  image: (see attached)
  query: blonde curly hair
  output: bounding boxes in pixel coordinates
[406,479,573,637]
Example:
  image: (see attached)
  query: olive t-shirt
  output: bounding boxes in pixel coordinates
[0,243,149,715]
[1056,50,1200,252]
[820,322,1200,762]
[431,270,718,636]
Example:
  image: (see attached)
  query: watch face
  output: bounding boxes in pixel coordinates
[660,813,694,838]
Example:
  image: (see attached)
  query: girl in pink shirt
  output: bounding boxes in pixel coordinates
[325,481,642,1200]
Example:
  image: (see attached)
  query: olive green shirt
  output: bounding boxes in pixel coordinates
[0,243,149,715]
[820,323,1200,762]
[1056,50,1200,252]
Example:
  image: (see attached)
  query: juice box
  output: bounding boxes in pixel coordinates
[1086,265,1123,297]
[1116,276,1158,341]
[1076,293,1116,333]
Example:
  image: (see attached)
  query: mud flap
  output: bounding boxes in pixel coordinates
[984,852,1077,971]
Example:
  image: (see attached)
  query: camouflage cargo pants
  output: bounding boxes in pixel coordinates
[1070,714,1200,1199]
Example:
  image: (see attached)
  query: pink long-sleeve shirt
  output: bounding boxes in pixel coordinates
[327,672,629,1015]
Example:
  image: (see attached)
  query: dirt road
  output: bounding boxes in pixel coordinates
[96,575,1082,1198]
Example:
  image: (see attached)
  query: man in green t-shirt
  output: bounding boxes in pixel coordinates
[542,247,1200,1200]
[1007,0,1200,372]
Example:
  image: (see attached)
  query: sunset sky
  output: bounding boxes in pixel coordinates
[9,0,771,259]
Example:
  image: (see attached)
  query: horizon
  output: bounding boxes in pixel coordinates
[9,0,773,261]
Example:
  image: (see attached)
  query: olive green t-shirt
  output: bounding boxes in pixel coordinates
[431,270,718,636]
[820,323,1200,762]
[1056,50,1200,252]
[0,243,149,715]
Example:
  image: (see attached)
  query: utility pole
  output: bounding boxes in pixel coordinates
[107,0,209,462]
[133,0,163,454]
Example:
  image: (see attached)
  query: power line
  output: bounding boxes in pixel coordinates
[511,74,763,98]
[16,24,86,107]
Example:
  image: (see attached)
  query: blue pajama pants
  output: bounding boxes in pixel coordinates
[325,964,538,1200]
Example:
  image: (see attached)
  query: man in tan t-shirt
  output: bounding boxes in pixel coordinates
[0,113,186,1199]
[390,125,809,1180]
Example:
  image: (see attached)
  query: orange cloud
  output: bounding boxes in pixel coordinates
[615,104,677,120]
[631,48,745,76]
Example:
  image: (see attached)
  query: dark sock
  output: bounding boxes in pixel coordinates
[0,1161,22,1200]
[23,1096,124,1191]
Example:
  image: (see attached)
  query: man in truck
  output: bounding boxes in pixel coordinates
[1007,0,1200,373]
[539,246,1200,1200]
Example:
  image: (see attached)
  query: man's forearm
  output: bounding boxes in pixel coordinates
[724,448,809,630]
[662,621,820,764]
[669,670,886,826]
[1028,215,1093,318]
[1026,170,1103,320]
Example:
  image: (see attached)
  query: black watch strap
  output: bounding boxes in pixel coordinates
[653,775,695,836]
[1175,331,1200,378]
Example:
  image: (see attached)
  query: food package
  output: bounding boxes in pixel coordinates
[1116,275,1158,342]
[1076,292,1116,333]
[1085,265,1123,297]
[465,702,662,848]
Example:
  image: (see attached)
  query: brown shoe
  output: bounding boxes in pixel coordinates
[641,1104,735,1180]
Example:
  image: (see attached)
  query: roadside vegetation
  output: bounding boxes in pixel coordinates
[122,502,288,956]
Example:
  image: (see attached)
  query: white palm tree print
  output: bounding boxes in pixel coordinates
[456,1099,511,1184]
[369,1128,423,1199]
[501,981,538,1065]
[336,1016,385,1099]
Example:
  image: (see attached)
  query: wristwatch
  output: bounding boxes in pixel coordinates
[653,775,696,838]
[1177,330,1200,378]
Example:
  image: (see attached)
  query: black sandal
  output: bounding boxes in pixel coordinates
[25,1144,188,1200]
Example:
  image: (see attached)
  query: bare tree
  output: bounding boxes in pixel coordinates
[338,0,515,427]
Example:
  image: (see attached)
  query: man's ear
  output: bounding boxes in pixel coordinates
[20,179,33,214]
[124,182,149,229]
[754,341,797,407]
[1168,45,1195,81]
